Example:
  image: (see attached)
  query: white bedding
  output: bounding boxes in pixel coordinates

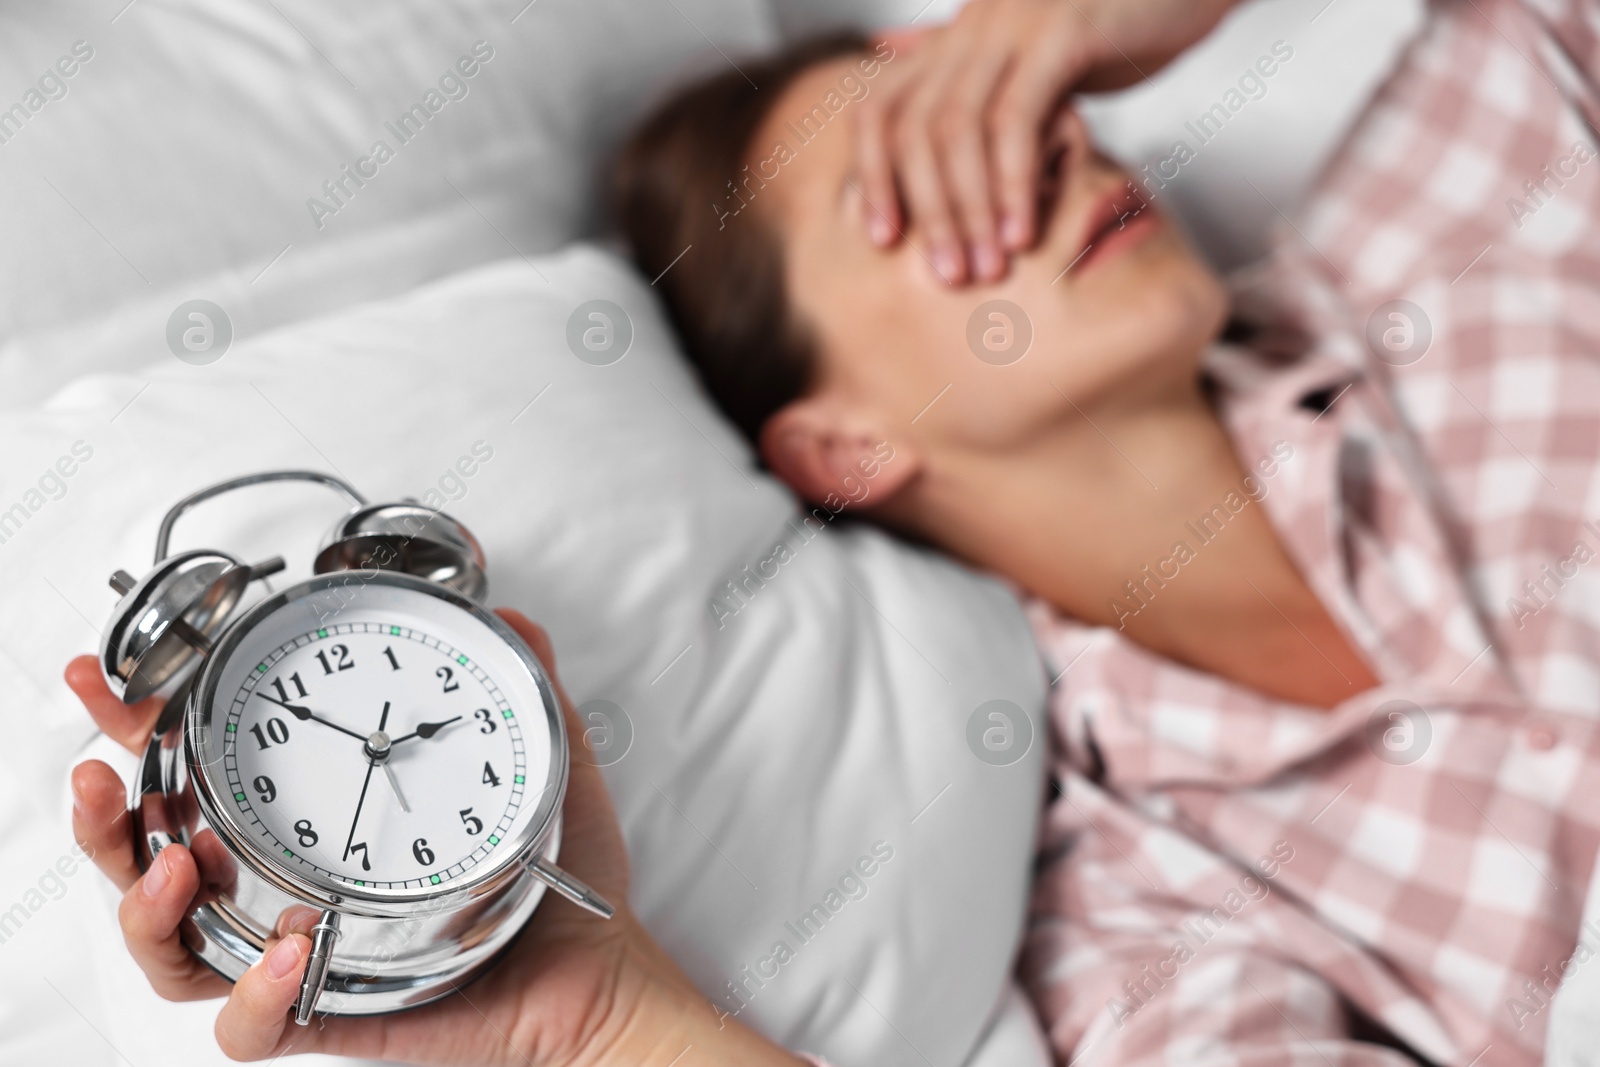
[0,2,1427,1065]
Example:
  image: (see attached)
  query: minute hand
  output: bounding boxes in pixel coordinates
[255,692,367,742]
[391,716,463,744]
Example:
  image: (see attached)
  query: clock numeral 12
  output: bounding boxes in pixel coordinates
[315,644,354,675]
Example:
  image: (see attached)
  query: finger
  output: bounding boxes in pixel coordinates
[214,933,310,1061]
[65,655,165,754]
[896,76,969,285]
[71,759,142,891]
[991,26,1085,251]
[118,844,233,1001]
[936,46,1014,281]
[853,90,903,246]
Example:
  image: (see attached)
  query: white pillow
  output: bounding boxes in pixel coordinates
[0,0,777,406]
[0,246,1046,1067]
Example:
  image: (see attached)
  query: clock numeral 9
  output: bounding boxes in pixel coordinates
[252,775,276,804]
[459,807,483,835]
[474,707,496,734]
[250,717,290,751]
[294,819,319,848]
[436,666,461,693]
[413,838,435,866]
[315,644,354,675]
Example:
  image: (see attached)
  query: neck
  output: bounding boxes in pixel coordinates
[885,376,1375,708]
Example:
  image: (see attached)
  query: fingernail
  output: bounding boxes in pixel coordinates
[932,246,962,284]
[973,242,1004,281]
[70,777,85,816]
[1002,215,1027,248]
[869,214,893,246]
[266,935,305,980]
[143,850,170,898]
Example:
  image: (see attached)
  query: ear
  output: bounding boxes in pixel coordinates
[759,398,919,510]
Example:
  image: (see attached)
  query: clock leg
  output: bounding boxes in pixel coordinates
[295,910,343,1025]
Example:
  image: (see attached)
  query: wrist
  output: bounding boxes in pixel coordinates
[582,925,806,1067]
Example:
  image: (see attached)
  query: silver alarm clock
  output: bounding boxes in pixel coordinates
[99,470,612,1024]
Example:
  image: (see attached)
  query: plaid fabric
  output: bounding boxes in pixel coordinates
[1022,1,1600,1065]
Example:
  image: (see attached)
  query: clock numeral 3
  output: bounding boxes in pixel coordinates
[294,819,319,848]
[252,775,276,803]
[315,644,354,675]
[482,761,501,787]
[474,708,497,734]
[437,666,461,693]
[459,807,483,835]
[412,838,435,866]
[250,717,290,751]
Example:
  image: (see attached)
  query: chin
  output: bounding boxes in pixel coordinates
[1054,252,1227,403]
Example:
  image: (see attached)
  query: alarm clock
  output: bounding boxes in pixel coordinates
[99,470,612,1024]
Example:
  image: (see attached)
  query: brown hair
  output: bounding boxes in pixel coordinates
[612,33,869,445]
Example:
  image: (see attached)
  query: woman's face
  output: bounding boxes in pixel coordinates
[751,58,1229,453]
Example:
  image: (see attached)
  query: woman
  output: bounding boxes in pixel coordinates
[66,0,1600,1063]
[612,0,1600,1064]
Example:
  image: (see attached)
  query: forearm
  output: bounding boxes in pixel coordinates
[584,938,809,1067]
[1076,0,1249,91]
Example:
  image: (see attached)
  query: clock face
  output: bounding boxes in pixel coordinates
[193,576,560,899]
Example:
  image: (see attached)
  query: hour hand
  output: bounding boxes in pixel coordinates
[255,692,367,742]
[391,715,462,744]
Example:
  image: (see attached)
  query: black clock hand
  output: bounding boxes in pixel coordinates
[255,691,367,743]
[342,701,390,864]
[342,760,376,864]
[390,715,463,744]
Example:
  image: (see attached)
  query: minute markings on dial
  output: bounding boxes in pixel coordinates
[222,620,531,890]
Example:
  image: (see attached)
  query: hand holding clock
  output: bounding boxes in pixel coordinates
[66,609,808,1067]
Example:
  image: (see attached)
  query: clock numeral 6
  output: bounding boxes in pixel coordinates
[250,717,290,751]
[252,775,276,804]
[294,819,319,848]
[413,838,435,866]
[459,807,483,835]
[437,666,461,693]
[474,707,496,734]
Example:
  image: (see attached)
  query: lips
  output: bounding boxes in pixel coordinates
[1064,182,1159,277]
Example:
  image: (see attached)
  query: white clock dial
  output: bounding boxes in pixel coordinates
[198,580,557,896]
